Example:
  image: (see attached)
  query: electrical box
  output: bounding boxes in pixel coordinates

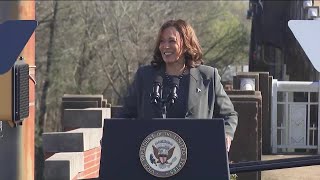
[0,58,29,126]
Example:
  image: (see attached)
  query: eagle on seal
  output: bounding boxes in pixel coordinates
[152,145,175,164]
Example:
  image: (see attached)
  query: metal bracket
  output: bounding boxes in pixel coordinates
[0,121,3,138]
[29,65,36,85]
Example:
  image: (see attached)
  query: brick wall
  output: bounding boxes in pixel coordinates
[43,95,110,180]
[73,147,101,180]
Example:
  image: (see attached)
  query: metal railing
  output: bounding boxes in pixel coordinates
[230,155,320,174]
[271,80,320,153]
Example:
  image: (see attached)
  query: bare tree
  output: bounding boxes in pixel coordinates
[37,0,59,135]
[35,1,250,132]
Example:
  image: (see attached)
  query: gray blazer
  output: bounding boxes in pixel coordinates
[116,65,238,139]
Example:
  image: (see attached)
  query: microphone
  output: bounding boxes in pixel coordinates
[169,77,180,105]
[150,75,163,104]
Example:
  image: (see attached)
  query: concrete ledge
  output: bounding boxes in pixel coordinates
[62,94,103,107]
[44,152,84,180]
[62,108,111,129]
[62,101,99,109]
[111,106,123,118]
[43,128,102,153]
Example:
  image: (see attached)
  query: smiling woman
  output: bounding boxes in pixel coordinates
[159,27,184,68]
[152,19,203,76]
[114,19,238,152]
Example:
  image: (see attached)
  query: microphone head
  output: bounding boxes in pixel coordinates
[154,75,163,85]
[171,77,180,87]
[150,75,163,104]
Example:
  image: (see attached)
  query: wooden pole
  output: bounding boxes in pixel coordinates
[18,1,36,180]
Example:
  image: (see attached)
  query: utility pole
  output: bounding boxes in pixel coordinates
[0,1,35,180]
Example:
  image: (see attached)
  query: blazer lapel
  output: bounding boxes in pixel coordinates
[187,67,206,113]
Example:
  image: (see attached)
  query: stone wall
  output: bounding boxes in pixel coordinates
[42,95,110,180]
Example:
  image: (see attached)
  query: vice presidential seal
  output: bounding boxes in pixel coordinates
[139,130,187,178]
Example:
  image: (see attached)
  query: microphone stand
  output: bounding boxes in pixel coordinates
[160,90,177,119]
[151,88,173,119]
[159,88,170,119]
[160,99,167,119]
[151,77,178,119]
[151,87,168,118]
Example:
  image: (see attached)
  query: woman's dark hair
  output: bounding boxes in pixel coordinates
[151,19,203,68]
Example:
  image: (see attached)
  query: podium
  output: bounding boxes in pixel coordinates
[99,118,230,180]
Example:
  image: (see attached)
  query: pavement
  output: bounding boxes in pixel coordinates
[261,155,320,180]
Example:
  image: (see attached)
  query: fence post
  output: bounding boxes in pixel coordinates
[318,80,320,154]
[271,79,278,153]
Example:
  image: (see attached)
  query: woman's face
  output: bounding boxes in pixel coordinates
[159,26,184,65]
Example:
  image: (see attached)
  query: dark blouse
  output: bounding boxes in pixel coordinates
[161,74,190,118]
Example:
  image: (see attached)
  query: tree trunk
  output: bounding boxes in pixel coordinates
[38,1,58,133]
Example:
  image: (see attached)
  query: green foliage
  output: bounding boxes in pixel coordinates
[200,4,250,70]
[230,173,238,180]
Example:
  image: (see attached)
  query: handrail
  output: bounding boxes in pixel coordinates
[276,81,320,92]
[230,155,320,174]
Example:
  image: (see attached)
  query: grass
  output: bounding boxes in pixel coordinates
[230,174,238,180]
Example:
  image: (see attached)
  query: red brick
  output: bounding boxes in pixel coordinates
[84,151,100,162]
[84,158,100,169]
[81,164,100,176]
[84,147,101,157]
[83,169,99,179]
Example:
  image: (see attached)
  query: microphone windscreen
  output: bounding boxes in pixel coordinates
[172,77,180,87]
[154,75,163,84]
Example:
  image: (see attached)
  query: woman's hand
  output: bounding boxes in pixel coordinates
[226,135,232,152]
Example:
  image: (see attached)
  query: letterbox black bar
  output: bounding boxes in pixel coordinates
[230,155,320,174]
